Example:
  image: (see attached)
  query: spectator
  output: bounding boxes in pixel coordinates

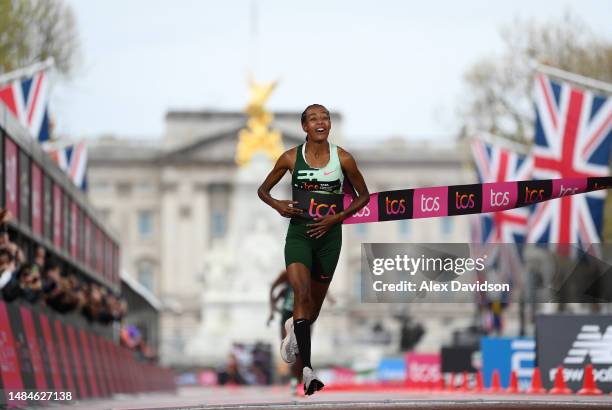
[0,248,15,290]
[42,262,70,312]
[19,264,43,304]
[121,324,142,349]
[113,296,128,321]
[83,284,105,322]
[74,278,88,310]
[0,231,25,266]
[105,293,120,322]
[0,209,11,225]
[222,352,246,385]
[2,262,22,302]
[34,246,46,268]
[3,263,40,303]
[97,288,115,324]
[60,275,83,313]
[0,209,21,265]
[46,273,83,314]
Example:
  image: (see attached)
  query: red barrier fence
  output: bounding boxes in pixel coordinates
[0,301,175,407]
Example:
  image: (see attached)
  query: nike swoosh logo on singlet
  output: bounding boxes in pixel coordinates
[323,169,337,176]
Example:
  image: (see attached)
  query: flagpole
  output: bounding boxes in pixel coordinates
[249,0,259,78]
[531,60,612,95]
[0,58,55,85]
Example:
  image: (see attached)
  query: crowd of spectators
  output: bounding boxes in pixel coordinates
[0,208,161,363]
[0,209,127,325]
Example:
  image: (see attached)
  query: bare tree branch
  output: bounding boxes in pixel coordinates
[0,0,79,77]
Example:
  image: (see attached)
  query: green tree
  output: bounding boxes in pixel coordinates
[461,13,612,143]
[0,0,79,76]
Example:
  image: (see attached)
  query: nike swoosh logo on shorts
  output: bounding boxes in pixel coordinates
[320,275,330,279]
[323,169,336,176]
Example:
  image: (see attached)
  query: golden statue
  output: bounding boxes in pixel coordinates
[235,76,284,166]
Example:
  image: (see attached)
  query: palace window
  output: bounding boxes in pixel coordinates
[137,260,155,292]
[138,210,153,239]
[209,184,230,239]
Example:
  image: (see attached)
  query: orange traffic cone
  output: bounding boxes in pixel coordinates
[433,373,445,391]
[577,364,602,395]
[436,375,445,391]
[446,373,456,391]
[549,366,572,395]
[458,371,469,392]
[473,371,484,393]
[526,367,547,394]
[506,370,519,394]
[488,369,501,393]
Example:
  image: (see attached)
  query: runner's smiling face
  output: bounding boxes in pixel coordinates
[302,106,331,143]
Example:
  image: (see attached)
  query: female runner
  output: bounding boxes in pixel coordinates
[257,104,369,395]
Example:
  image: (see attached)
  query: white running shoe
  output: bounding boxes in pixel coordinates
[291,322,299,353]
[303,367,324,395]
[280,317,297,364]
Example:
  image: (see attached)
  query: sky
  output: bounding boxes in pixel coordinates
[52,0,612,144]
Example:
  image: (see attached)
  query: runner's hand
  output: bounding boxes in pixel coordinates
[274,200,303,218]
[307,214,342,238]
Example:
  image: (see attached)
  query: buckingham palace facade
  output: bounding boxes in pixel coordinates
[87,110,488,368]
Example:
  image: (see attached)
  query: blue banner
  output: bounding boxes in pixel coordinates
[377,357,406,382]
[480,337,535,389]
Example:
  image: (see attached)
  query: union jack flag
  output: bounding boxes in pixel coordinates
[46,141,88,191]
[0,68,51,142]
[471,138,533,244]
[527,74,612,252]
[470,137,533,302]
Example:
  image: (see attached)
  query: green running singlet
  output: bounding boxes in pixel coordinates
[284,142,343,283]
